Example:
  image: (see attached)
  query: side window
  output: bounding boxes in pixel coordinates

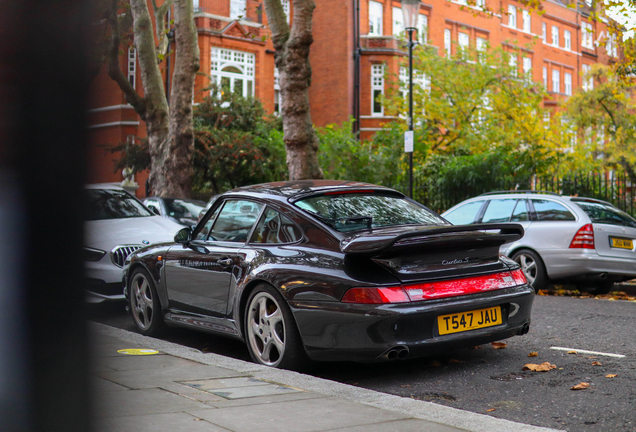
[208,199,263,242]
[250,208,303,244]
[145,201,160,215]
[443,201,484,225]
[194,203,223,241]
[481,199,518,223]
[510,200,530,222]
[532,199,575,221]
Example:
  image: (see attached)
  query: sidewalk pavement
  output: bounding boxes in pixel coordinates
[91,323,563,432]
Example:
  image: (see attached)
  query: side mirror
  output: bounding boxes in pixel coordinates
[151,207,160,215]
[174,227,192,244]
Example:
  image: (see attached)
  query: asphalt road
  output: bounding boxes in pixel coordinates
[88,294,636,432]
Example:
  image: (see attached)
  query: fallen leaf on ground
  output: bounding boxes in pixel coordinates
[528,352,538,357]
[606,374,618,378]
[571,382,590,390]
[537,289,548,295]
[592,361,602,366]
[492,342,507,349]
[470,345,482,350]
[486,408,496,412]
[567,350,577,354]
[523,362,556,372]
[449,358,463,363]
[400,384,411,387]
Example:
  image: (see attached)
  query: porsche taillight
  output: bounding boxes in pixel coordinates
[341,271,527,304]
[569,224,595,249]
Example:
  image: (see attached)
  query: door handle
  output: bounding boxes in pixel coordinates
[217,258,233,267]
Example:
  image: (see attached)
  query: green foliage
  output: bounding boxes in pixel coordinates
[105,137,150,175]
[193,87,287,193]
[317,119,406,186]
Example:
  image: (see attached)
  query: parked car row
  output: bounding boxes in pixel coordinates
[442,191,636,293]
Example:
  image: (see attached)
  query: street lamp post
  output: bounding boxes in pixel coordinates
[401,0,420,199]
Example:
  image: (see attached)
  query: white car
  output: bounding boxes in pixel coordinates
[84,184,182,302]
[442,191,636,293]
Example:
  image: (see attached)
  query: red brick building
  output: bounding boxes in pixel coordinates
[87,0,616,194]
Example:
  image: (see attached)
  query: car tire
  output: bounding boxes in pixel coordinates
[244,284,309,371]
[511,249,548,292]
[129,267,165,336]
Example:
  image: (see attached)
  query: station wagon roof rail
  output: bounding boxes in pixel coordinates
[479,190,560,196]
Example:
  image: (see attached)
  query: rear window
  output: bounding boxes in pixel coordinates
[574,202,636,228]
[294,193,446,232]
[531,199,575,221]
[85,189,153,220]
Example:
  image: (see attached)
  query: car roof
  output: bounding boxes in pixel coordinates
[226,180,400,201]
[463,191,615,208]
[85,183,125,190]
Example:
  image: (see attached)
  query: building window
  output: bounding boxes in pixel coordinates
[281,0,290,23]
[371,64,385,116]
[458,32,469,54]
[552,69,560,93]
[552,26,559,46]
[230,0,246,19]
[522,10,531,33]
[509,53,518,77]
[607,33,618,57]
[418,14,428,44]
[543,66,547,87]
[582,22,594,49]
[564,30,571,50]
[476,0,485,8]
[523,57,532,81]
[128,47,137,89]
[274,67,280,115]
[193,0,199,11]
[582,64,593,91]
[543,111,550,129]
[444,28,451,58]
[476,37,487,62]
[210,47,255,98]
[369,1,383,36]
[542,23,546,42]
[508,5,516,28]
[564,72,572,95]
[393,7,404,36]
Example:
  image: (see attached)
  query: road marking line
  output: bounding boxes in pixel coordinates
[550,347,625,358]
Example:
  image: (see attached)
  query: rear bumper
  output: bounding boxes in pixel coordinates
[543,250,636,281]
[290,285,534,362]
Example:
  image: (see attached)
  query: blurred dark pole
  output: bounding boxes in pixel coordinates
[0,1,92,432]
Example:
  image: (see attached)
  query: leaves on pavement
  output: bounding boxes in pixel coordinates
[523,362,556,372]
[486,408,496,412]
[528,352,538,357]
[491,342,507,349]
[571,382,590,390]
[567,350,578,354]
[592,361,603,366]
[606,374,618,378]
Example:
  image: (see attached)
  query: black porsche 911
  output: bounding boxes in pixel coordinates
[123,180,534,370]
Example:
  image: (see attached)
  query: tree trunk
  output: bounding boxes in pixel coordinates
[263,0,323,180]
[105,0,199,197]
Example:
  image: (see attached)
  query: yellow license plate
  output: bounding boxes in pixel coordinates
[438,306,502,335]
[610,237,633,249]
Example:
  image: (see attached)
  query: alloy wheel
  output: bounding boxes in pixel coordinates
[246,292,286,367]
[131,273,154,331]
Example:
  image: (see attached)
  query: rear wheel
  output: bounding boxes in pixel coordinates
[244,284,309,370]
[129,268,165,336]
[511,249,548,292]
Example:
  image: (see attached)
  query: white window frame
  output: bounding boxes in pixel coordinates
[418,14,428,44]
[552,26,559,46]
[476,0,485,8]
[509,53,518,77]
[582,64,593,91]
[508,5,517,29]
[274,67,281,115]
[543,66,547,87]
[230,0,246,19]
[607,33,618,57]
[582,22,594,49]
[127,47,137,89]
[210,47,255,98]
[458,32,469,52]
[564,30,571,50]
[369,1,383,36]
[552,69,560,93]
[522,10,531,33]
[393,7,404,37]
[564,72,572,95]
[371,64,385,116]
[444,28,451,58]
[542,22,546,42]
[281,0,290,23]
[523,57,532,81]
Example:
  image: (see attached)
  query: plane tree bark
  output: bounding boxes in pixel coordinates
[104,0,199,197]
[263,0,323,180]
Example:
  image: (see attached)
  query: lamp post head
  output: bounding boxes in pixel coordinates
[401,0,421,29]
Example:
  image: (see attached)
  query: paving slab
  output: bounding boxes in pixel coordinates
[94,412,233,432]
[325,418,468,432]
[181,377,303,400]
[93,388,211,418]
[188,397,409,432]
[99,365,246,390]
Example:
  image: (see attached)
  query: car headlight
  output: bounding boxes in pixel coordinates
[84,247,106,261]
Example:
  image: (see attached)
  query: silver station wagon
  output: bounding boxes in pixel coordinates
[442,191,636,293]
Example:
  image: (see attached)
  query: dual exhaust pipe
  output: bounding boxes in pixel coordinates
[380,345,409,360]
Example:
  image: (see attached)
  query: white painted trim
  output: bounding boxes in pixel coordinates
[543,41,582,56]
[360,115,398,119]
[88,104,135,113]
[500,23,539,38]
[88,121,140,129]
[194,12,264,28]
[360,127,384,132]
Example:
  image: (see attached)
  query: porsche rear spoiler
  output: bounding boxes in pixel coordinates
[340,224,524,255]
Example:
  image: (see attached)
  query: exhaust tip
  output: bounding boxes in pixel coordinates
[519,324,530,335]
[380,345,409,361]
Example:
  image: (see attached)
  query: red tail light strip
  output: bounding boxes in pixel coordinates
[569,224,595,249]
[341,269,528,304]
